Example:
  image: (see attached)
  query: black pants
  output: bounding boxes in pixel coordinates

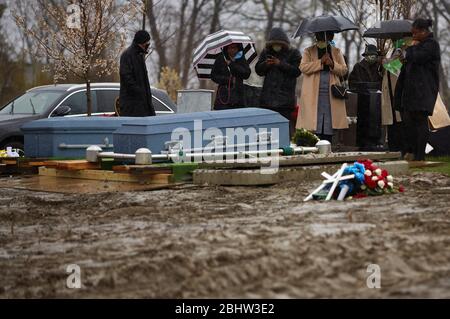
[387,120,403,152]
[317,134,333,142]
[402,111,430,161]
[356,92,382,149]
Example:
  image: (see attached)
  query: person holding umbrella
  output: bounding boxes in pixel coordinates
[296,31,349,142]
[363,19,414,152]
[211,43,251,110]
[255,27,302,137]
[394,18,441,161]
[294,15,357,142]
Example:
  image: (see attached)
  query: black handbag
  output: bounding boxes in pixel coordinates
[331,83,348,100]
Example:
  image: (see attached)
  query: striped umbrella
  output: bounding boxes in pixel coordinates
[193,30,258,80]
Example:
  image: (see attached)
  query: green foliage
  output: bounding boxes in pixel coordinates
[292,128,320,146]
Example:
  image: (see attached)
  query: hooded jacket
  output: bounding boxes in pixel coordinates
[255,28,302,111]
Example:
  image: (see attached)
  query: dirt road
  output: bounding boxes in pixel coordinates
[1,171,449,298]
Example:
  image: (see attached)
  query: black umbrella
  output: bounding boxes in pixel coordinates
[363,19,413,40]
[294,15,359,38]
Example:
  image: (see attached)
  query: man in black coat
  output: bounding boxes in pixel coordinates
[119,30,156,117]
[395,18,441,161]
[256,27,302,137]
[211,43,251,110]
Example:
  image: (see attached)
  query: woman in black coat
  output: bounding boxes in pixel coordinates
[255,27,301,137]
[211,43,251,110]
[395,18,441,161]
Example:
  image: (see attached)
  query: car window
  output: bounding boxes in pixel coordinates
[0,91,62,115]
[96,90,119,113]
[62,91,97,115]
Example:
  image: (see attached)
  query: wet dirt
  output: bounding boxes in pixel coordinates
[0,171,449,298]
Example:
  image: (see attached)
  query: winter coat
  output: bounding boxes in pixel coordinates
[381,70,402,125]
[348,59,382,86]
[211,54,251,109]
[394,34,441,115]
[255,28,301,111]
[119,43,156,117]
[296,45,349,131]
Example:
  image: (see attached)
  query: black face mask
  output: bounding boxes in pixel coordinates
[143,44,150,53]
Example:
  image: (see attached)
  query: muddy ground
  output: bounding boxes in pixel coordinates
[0,171,449,298]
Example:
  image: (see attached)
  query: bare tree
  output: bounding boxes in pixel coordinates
[0,2,16,104]
[14,0,140,115]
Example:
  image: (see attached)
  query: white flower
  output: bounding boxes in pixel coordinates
[372,176,378,181]
[360,185,367,190]
[377,180,386,188]
[375,169,382,176]
[365,170,372,177]
[387,175,394,182]
[388,182,394,188]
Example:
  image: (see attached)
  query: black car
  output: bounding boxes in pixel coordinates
[0,83,177,153]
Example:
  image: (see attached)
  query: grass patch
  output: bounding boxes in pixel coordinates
[412,156,450,176]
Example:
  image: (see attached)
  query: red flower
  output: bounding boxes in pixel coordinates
[365,175,377,189]
[381,170,388,178]
[358,159,373,170]
[399,185,405,193]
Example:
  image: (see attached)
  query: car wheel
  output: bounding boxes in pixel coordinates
[1,141,25,157]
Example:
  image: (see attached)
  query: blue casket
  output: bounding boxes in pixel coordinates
[113,108,290,155]
[22,117,137,158]
[22,108,290,159]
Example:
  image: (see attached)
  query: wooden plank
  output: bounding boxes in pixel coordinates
[42,160,60,167]
[29,161,50,167]
[1,160,18,165]
[38,167,173,184]
[112,165,173,175]
[53,160,101,171]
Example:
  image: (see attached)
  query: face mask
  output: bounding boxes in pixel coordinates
[404,37,413,47]
[365,55,378,64]
[328,40,336,47]
[316,41,327,49]
[234,51,243,60]
[272,45,282,52]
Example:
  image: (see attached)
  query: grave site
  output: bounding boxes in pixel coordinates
[1,1,450,303]
[0,108,449,299]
